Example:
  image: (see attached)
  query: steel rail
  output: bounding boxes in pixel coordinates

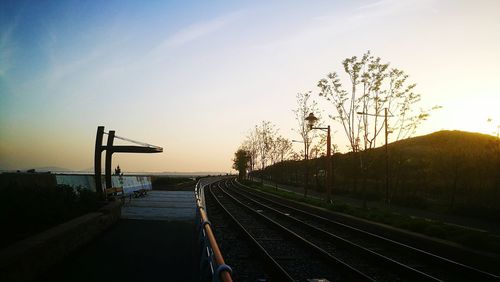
[195,179,233,282]
[208,181,295,281]
[223,179,440,281]
[232,178,500,281]
[215,181,375,281]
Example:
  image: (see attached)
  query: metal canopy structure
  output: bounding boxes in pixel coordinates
[94,126,163,197]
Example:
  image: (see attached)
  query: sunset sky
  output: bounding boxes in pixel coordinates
[1,0,499,173]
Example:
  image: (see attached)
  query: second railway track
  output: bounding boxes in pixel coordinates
[205,178,500,281]
[209,181,374,281]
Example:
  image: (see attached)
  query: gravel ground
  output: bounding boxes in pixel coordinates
[205,184,270,282]
[210,184,362,281]
[230,180,499,281]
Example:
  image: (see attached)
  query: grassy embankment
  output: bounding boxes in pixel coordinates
[260,130,500,220]
[0,185,102,249]
[240,179,500,255]
[151,176,196,191]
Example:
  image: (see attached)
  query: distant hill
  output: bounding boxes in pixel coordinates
[37,166,73,172]
[387,130,498,155]
[327,130,499,169]
[4,166,73,173]
[263,130,499,215]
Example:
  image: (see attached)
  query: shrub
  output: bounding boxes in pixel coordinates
[0,184,102,249]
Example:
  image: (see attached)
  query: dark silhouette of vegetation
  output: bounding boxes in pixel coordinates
[259,130,500,220]
[239,121,292,184]
[317,51,439,207]
[241,178,500,254]
[151,176,193,186]
[292,92,322,197]
[0,184,102,249]
[233,149,251,180]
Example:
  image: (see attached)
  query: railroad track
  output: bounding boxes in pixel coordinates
[204,182,272,281]
[208,180,374,281]
[220,178,500,282]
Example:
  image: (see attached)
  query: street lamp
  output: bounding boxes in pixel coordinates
[357,108,393,205]
[305,113,333,202]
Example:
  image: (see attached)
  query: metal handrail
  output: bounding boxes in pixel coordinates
[195,179,233,282]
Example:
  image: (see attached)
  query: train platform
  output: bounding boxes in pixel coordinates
[40,190,199,282]
[122,190,196,221]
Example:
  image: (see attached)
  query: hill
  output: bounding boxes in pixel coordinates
[387,130,498,156]
[261,130,499,218]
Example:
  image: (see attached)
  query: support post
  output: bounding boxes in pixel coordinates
[304,140,309,198]
[94,126,105,196]
[385,108,390,205]
[326,125,332,202]
[105,130,115,190]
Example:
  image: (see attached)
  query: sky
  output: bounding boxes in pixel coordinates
[1,0,499,173]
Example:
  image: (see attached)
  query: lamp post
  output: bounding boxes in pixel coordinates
[305,113,332,202]
[357,108,393,205]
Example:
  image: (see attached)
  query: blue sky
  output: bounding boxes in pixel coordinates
[1,0,499,172]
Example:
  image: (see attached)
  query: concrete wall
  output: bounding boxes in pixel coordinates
[55,174,97,191]
[1,173,152,194]
[55,174,152,194]
[111,175,152,194]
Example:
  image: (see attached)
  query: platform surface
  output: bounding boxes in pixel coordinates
[121,190,196,221]
[40,219,197,282]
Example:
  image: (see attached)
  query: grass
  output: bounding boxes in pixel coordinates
[240,179,500,255]
[151,176,194,186]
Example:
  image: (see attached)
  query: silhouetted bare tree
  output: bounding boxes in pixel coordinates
[293,91,322,196]
[318,51,437,207]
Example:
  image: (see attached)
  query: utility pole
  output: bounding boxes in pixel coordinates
[357,108,393,205]
[384,108,390,205]
[305,139,309,197]
[326,125,332,202]
[305,113,333,203]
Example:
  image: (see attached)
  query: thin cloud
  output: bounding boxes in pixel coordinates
[356,0,436,18]
[147,10,244,61]
[0,23,17,78]
[94,10,245,79]
[43,25,132,84]
[358,0,395,10]
[254,0,437,52]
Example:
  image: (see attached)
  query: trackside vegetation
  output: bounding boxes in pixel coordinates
[257,130,500,221]
[240,179,500,255]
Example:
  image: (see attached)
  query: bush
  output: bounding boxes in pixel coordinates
[0,184,102,249]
